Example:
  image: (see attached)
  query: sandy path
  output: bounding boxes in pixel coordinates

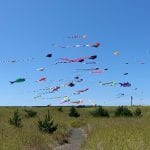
[54,128,87,150]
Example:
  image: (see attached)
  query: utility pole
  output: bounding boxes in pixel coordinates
[131,96,133,106]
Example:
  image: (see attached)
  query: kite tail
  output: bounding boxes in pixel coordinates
[9,81,15,84]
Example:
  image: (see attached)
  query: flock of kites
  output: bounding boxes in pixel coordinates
[1,34,147,106]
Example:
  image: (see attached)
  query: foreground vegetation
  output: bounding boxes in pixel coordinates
[0,106,150,150]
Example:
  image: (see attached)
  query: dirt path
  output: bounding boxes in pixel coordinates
[54,128,87,150]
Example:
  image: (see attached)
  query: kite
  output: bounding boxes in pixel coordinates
[71,100,83,104]
[9,78,26,84]
[36,68,45,71]
[67,82,75,87]
[113,51,120,55]
[36,84,66,95]
[0,58,34,64]
[56,58,85,64]
[33,95,42,99]
[52,42,100,48]
[76,67,100,71]
[56,55,97,64]
[50,86,61,93]
[75,76,80,79]
[119,82,131,87]
[60,96,70,104]
[46,54,52,57]
[33,80,75,95]
[123,73,128,75]
[74,76,83,82]
[49,79,64,83]
[76,68,104,74]
[99,81,117,86]
[83,62,96,65]
[41,96,62,100]
[89,42,100,48]
[36,77,46,82]
[74,88,89,94]
[91,69,103,74]
[0,60,17,63]
[61,82,75,87]
[33,87,50,93]
[35,87,59,95]
[67,34,87,39]
[88,55,97,60]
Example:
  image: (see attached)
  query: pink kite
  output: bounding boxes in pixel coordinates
[74,88,89,94]
[91,69,103,74]
[71,100,83,104]
[52,42,100,48]
[50,86,60,93]
[56,55,97,64]
[37,77,46,82]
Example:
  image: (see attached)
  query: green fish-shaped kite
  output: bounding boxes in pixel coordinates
[9,78,26,84]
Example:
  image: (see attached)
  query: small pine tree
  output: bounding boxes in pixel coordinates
[134,107,142,117]
[38,110,58,134]
[9,110,23,127]
[69,107,80,117]
[24,109,37,118]
[91,106,109,117]
[115,106,132,117]
[57,107,63,112]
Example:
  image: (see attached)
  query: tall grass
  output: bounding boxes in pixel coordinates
[0,107,74,149]
[0,106,150,149]
[82,106,150,150]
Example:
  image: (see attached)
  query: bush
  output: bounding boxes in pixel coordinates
[91,106,109,117]
[114,106,132,117]
[9,110,23,127]
[38,110,58,134]
[24,109,37,117]
[57,107,63,112]
[134,107,142,117]
[69,107,80,117]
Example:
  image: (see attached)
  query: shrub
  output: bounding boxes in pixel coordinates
[38,110,58,134]
[114,106,132,117]
[134,107,142,117]
[91,106,109,117]
[9,110,23,127]
[69,107,80,117]
[24,109,37,117]
[57,107,63,112]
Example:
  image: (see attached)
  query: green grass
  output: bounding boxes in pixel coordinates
[0,107,73,149]
[0,106,150,149]
[82,106,150,150]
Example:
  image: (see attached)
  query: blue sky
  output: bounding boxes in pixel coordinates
[0,0,150,106]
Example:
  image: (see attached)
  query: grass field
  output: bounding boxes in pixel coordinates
[0,106,150,150]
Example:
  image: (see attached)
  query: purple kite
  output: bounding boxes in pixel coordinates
[119,82,131,87]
